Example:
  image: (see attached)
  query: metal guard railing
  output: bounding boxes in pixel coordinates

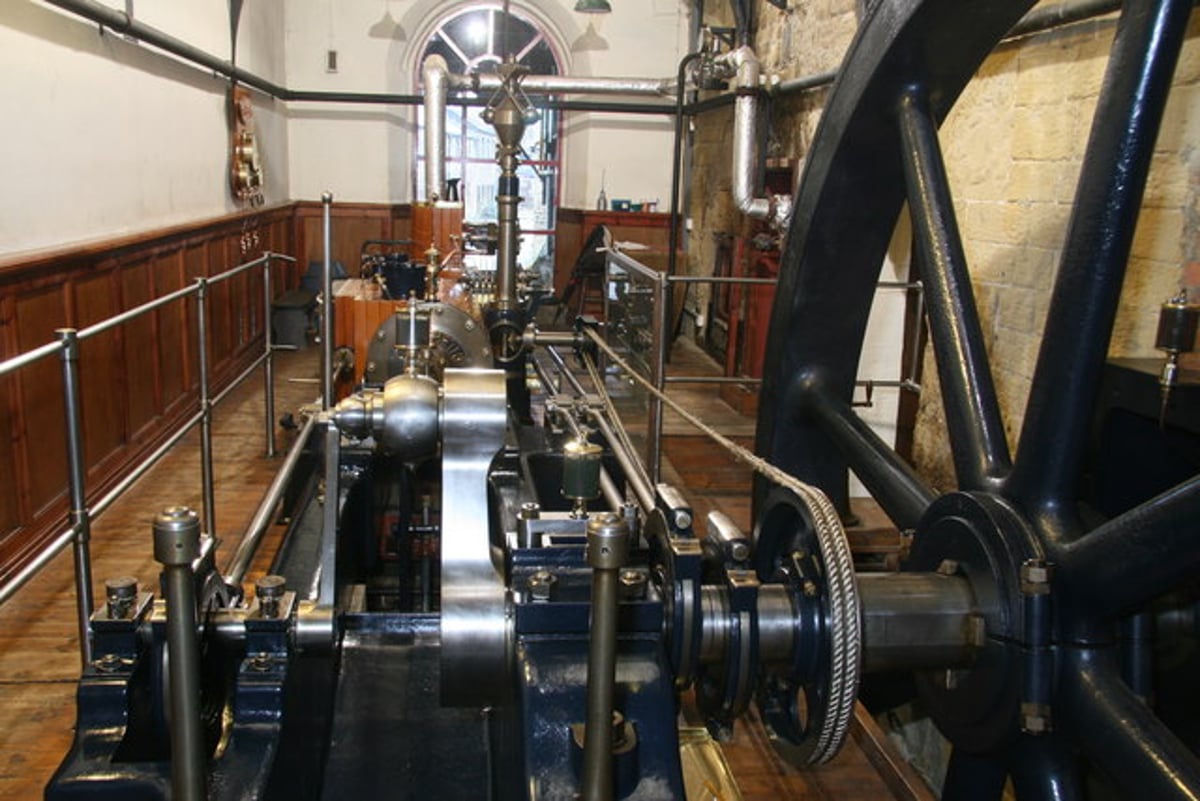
[0,251,297,667]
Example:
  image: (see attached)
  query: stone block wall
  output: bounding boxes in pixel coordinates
[690,1,1200,493]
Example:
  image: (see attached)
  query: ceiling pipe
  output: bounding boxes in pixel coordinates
[43,0,286,97]
[422,55,687,206]
[454,73,679,97]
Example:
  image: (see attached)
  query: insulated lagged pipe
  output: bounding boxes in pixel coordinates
[731,47,769,221]
[421,56,450,203]
[452,73,678,98]
[723,47,791,230]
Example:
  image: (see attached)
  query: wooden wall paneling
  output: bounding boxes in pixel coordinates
[297,204,397,279]
[14,284,68,516]
[554,216,584,296]
[555,209,674,297]
[226,236,250,351]
[247,262,264,343]
[119,258,160,440]
[208,238,235,368]
[391,207,413,243]
[73,269,126,475]
[0,202,373,581]
[155,250,188,412]
[0,295,22,537]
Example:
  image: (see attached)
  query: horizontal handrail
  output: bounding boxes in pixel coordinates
[206,252,270,286]
[1,251,293,368]
[78,283,198,341]
[0,251,294,632]
[0,524,82,607]
[666,275,777,285]
[91,410,205,518]
[0,341,62,378]
[213,352,269,406]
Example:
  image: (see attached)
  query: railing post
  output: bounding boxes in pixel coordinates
[648,272,667,483]
[194,278,216,534]
[321,192,335,411]
[263,259,277,458]
[56,328,94,667]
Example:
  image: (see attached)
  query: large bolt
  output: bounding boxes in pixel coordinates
[1020,559,1054,595]
[619,568,648,601]
[528,570,557,602]
[256,575,287,619]
[1021,701,1053,735]
[105,576,138,620]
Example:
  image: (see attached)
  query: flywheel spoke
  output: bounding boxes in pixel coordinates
[942,747,1007,801]
[1009,0,1193,528]
[804,383,936,530]
[1008,736,1084,801]
[1063,649,1200,801]
[897,87,1011,492]
[1059,474,1200,619]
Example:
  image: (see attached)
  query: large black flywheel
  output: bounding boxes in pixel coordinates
[753,0,1200,798]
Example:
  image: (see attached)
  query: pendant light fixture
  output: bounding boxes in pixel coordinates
[574,0,613,13]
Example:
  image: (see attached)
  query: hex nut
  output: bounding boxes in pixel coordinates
[619,568,648,600]
[528,570,557,602]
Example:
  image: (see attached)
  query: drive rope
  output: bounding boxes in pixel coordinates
[579,327,861,763]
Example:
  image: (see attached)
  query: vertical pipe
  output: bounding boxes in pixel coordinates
[195,279,216,534]
[152,506,206,801]
[647,273,667,483]
[321,192,335,411]
[263,261,276,458]
[421,56,449,202]
[667,53,702,281]
[730,47,771,220]
[582,513,629,801]
[57,328,94,667]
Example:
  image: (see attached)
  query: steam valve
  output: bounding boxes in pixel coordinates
[1155,290,1198,424]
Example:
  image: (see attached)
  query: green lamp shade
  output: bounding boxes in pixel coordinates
[574,0,612,12]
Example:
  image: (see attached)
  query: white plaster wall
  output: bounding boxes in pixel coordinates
[0,0,288,258]
[285,0,689,206]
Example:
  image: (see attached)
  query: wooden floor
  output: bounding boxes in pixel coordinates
[0,343,930,800]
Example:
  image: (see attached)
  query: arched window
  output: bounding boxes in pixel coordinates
[415,5,563,276]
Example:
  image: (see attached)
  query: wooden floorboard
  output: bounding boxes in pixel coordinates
[0,342,921,800]
[0,349,318,799]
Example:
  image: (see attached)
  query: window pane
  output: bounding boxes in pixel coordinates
[415,2,560,250]
[523,42,558,77]
[495,14,536,58]
[442,11,491,62]
[425,35,466,73]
